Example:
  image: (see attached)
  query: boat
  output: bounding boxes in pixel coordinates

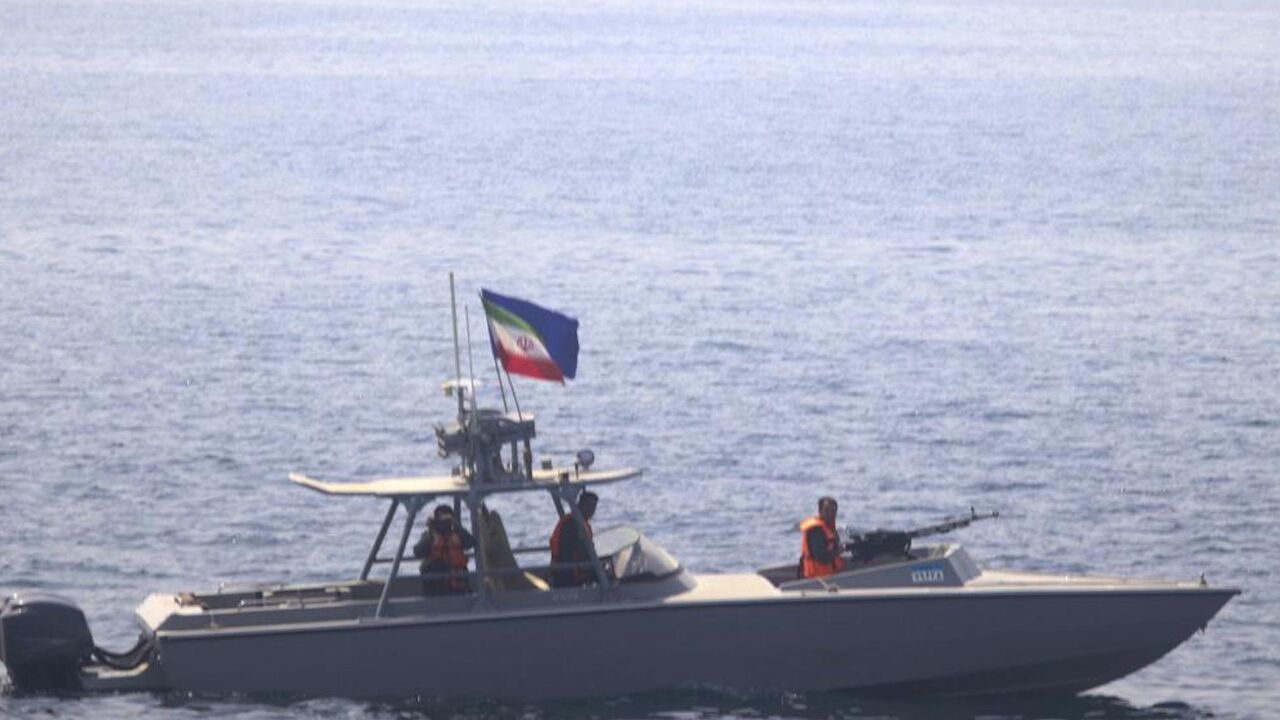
[0,283,1239,700]
[0,376,1238,699]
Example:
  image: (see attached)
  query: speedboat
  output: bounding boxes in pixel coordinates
[0,378,1238,699]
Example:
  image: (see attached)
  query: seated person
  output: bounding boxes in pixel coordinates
[413,504,475,595]
[549,492,598,588]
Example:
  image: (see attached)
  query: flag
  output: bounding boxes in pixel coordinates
[480,289,579,383]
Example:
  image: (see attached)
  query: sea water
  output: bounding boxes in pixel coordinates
[1,0,1277,718]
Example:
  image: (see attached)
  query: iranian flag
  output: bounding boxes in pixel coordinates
[480,289,579,383]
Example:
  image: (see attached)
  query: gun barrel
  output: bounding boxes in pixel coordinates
[904,510,999,540]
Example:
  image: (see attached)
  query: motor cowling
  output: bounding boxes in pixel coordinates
[1,592,93,692]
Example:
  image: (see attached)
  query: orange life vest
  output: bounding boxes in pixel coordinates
[550,514,594,585]
[800,516,847,578]
[428,532,469,591]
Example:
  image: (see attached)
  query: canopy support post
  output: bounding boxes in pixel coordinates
[468,490,488,603]
[376,497,423,619]
[361,499,399,581]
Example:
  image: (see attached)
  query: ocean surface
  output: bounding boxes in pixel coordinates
[1,0,1277,718]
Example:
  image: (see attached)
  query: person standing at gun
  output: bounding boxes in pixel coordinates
[800,496,847,578]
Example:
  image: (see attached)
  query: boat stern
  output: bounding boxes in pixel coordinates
[0,591,177,695]
[0,592,94,692]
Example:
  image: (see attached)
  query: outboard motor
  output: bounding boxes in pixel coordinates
[0,592,93,692]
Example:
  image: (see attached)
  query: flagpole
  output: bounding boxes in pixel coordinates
[477,290,510,414]
[479,289,517,474]
[484,338,518,472]
[506,367,523,421]
[506,367,533,480]
[492,354,510,413]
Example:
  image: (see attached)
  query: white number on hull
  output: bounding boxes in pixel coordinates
[910,567,946,584]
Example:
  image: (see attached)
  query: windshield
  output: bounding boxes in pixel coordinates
[593,526,681,582]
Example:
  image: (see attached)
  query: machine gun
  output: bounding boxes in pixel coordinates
[844,508,999,564]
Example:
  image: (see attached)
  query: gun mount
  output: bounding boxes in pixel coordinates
[845,508,999,564]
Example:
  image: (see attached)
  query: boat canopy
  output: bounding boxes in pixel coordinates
[289,467,642,499]
[287,378,646,613]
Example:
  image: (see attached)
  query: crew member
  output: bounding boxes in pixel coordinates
[549,491,598,588]
[413,504,475,595]
[800,496,847,579]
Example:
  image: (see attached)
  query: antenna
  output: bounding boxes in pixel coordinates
[448,272,464,417]
[464,306,480,418]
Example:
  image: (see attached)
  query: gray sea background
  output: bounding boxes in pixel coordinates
[1,0,1278,718]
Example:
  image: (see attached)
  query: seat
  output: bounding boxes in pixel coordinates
[477,506,548,592]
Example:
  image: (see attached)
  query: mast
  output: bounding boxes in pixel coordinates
[463,305,488,603]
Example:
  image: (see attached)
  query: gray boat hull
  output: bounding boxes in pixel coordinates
[151,586,1234,699]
